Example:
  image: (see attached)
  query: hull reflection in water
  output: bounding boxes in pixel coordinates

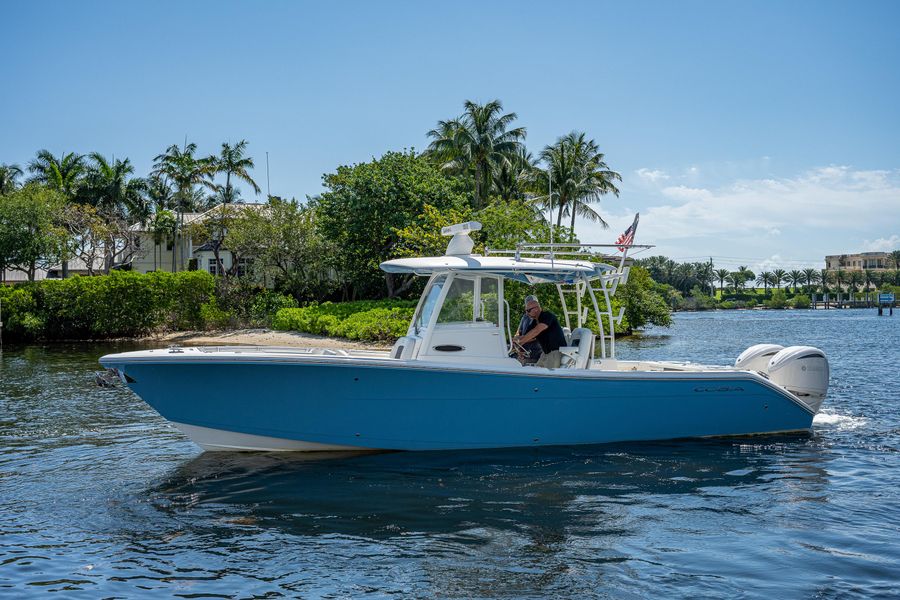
[149,440,831,540]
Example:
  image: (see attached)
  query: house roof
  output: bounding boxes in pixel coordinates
[130,203,268,232]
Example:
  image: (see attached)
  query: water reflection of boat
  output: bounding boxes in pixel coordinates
[101,222,830,451]
[148,440,830,540]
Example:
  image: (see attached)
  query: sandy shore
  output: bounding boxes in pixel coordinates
[149,328,388,351]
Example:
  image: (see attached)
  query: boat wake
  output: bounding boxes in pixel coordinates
[813,411,867,430]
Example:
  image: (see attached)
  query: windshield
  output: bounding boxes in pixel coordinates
[415,275,446,331]
[437,276,475,323]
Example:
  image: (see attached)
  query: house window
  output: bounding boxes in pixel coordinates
[236,257,250,277]
[208,258,222,276]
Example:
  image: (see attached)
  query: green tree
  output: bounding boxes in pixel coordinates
[538,131,621,231]
[696,261,715,295]
[152,142,216,271]
[833,269,847,303]
[27,150,86,277]
[77,153,148,222]
[620,266,672,330]
[715,268,730,295]
[27,150,85,198]
[802,268,820,294]
[224,198,337,299]
[313,150,469,299]
[426,99,526,209]
[772,268,787,290]
[62,203,110,276]
[787,269,803,293]
[725,272,742,292]
[737,266,755,289]
[0,185,68,281]
[492,147,539,202]
[0,164,23,195]
[148,209,177,271]
[756,271,774,295]
[889,250,900,271]
[212,140,260,205]
[863,269,877,305]
[848,270,863,301]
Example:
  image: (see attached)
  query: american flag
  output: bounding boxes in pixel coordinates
[616,213,640,252]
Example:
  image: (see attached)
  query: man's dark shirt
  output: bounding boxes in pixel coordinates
[517,314,543,360]
[534,310,567,353]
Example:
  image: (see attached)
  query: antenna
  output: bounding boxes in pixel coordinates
[266,152,271,198]
[549,169,553,247]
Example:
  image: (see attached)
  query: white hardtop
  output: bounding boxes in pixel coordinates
[380,254,614,284]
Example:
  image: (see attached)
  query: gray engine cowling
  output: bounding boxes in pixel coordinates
[767,346,829,412]
[735,344,785,373]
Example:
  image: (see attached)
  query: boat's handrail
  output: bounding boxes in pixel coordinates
[485,242,653,360]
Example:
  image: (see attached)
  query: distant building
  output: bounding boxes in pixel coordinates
[130,203,267,279]
[825,252,891,271]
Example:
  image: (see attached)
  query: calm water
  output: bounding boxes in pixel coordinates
[1,310,898,598]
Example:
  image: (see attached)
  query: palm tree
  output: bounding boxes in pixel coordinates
[212,140,260,205]
[146,174,176,212]
[818,269,832,307]
[848,271,863,304]
[863,269,876,306]
[889,250,900,272]
[772,269,787,290]
[153,143,216,271]
[149,210,177,271]
[833,269,847,305]
[426,99,526,209]
[27,150,86,277]
[725,272,743,292]
[802,268,820,292]
[756,272,774,295]
[78,153,147,221]
[0,163,23,194]
[538,131,621,231]
[27,150,85,197]
[696,261,715,295]
[736,266,754,290]
[493,147,538,203]
[787,270,803,293]
[715,268,730,296]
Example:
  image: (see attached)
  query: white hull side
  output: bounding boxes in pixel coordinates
[171,422,377,452]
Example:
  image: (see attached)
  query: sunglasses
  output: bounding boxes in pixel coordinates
[525,306,540,313]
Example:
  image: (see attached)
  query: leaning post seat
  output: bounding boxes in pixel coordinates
[562,327,595,369]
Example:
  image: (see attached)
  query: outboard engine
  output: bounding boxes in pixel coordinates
[766,346,830,413]
[735,344,785,373]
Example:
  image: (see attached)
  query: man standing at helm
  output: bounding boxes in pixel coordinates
[513,295,567,368]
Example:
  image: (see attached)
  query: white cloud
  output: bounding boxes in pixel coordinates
[862,235,900,252]
[635,168,669,183]
[579,165,900,265]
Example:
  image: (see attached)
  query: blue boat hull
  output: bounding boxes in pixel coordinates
[104,358,815,451]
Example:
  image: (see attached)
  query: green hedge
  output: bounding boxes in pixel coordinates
[273,300,416,342]
[0,270,217,340]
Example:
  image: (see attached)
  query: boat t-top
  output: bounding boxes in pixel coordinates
[100,221,829,451]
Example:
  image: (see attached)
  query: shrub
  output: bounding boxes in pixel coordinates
[273,299,416,342]
[0,286,43,338]
[792,294,811,309]
[200,297,234,330]
[766,290,789,309]
[250,291,298,327]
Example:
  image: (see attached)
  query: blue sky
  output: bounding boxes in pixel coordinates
[3,1,899,271]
